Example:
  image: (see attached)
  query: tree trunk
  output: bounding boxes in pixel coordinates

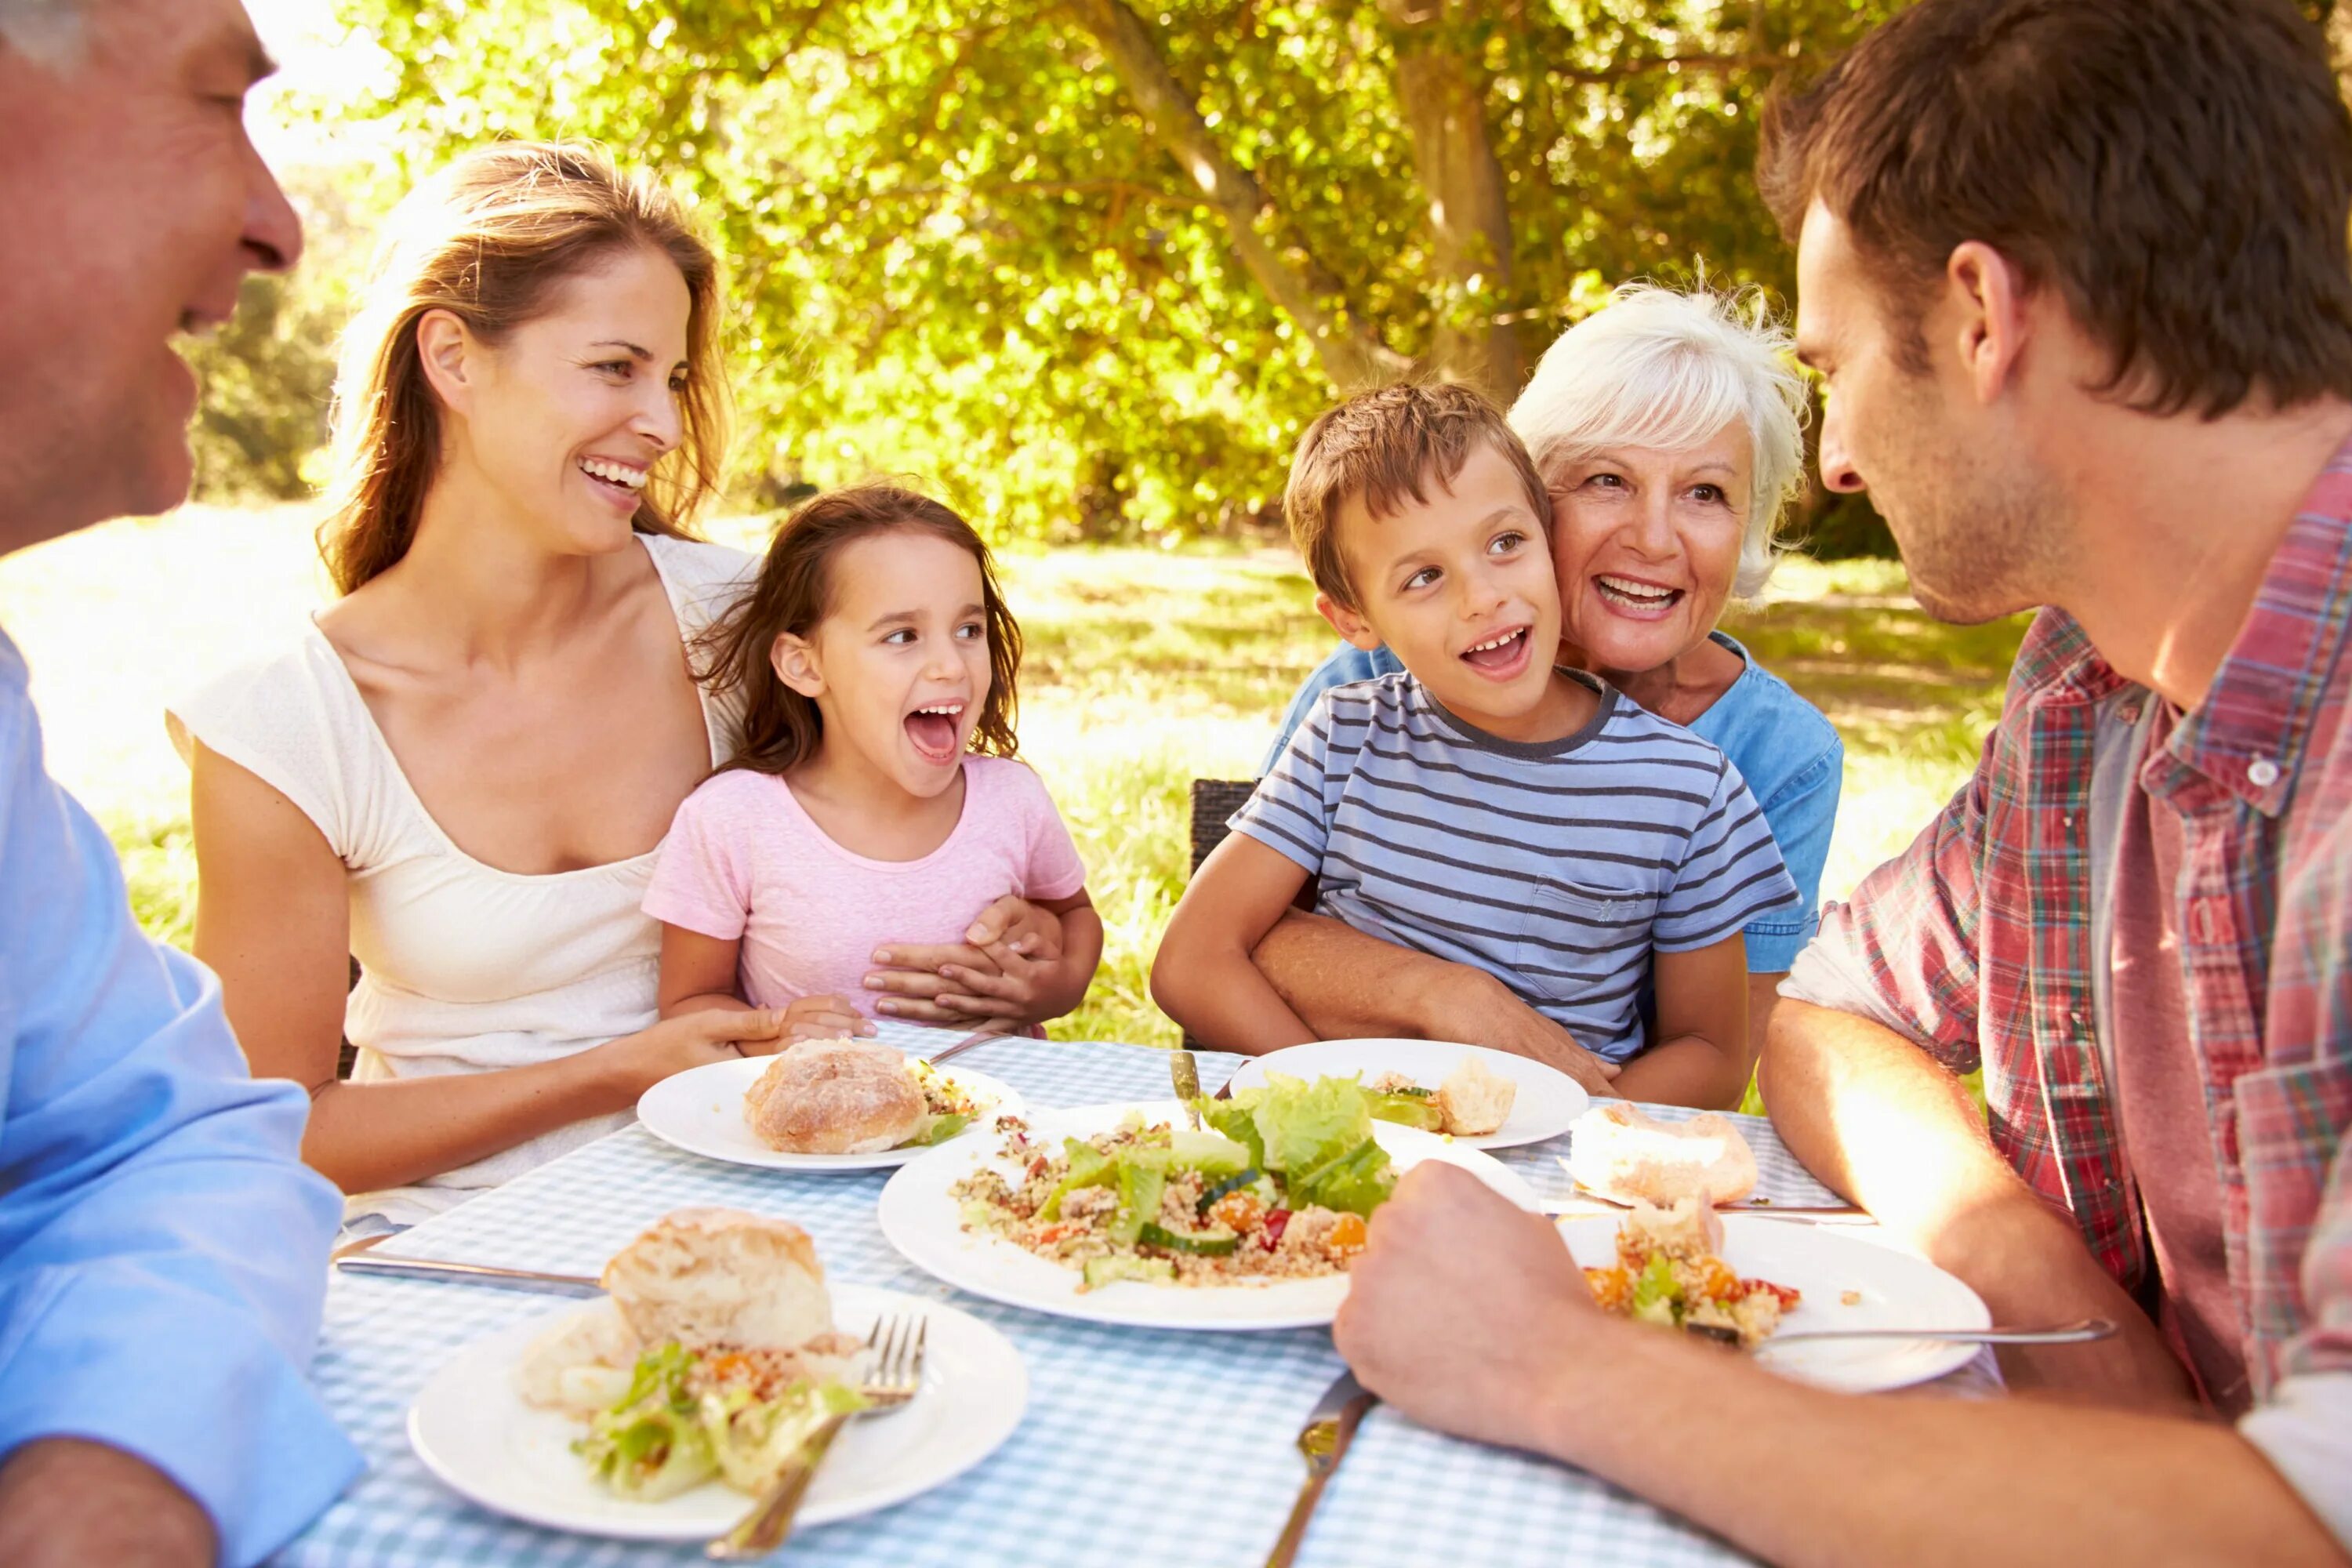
[1062,0,1408,390]
[1381,1,1525,399]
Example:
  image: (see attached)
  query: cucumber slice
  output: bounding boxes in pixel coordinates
[1138,1220,1241,1257]
[1081,1254,1176,1290]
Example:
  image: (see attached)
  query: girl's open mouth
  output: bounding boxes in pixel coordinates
[904,702,964,764]
[1593,574,1685,616]
[1459,626,1533,679]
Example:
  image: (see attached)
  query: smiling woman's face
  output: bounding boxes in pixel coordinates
[1543,418,1754,679]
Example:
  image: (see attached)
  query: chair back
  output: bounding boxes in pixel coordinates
[1180,779,1261,1052]
[1187,779,1258,875]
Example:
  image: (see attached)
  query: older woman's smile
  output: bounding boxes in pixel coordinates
[1592,573,1686,616]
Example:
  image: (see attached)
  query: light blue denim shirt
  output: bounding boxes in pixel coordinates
[1262,630,1842,971]
[0,629,360,1565]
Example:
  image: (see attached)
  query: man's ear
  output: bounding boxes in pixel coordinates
[1945,241,2031,408]
[770,632,824,699]
[1315,590,1383,652]
[415,309,480,416]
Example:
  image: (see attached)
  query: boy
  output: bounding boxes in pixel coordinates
[1150,383,1798,1105]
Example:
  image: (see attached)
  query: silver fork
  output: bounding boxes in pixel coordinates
[706,1313,927,1560]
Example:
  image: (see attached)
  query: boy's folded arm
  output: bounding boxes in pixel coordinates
[1149,834,1322,1053]
[1610,935,1753,1109]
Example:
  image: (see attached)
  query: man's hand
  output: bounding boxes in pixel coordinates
[1334,1163,1599,1454]
[866,897,1068,1027]
[1444,972,1621,1095]
[0,1439,216,1568]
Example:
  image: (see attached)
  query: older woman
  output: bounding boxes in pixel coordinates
[1251,284,1839,1105]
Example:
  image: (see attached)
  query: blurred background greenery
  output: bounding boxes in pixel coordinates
[198,0,1953,552]
[49,0,2352,1055]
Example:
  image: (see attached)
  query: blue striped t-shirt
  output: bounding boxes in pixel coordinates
[1231,670,1800,1061]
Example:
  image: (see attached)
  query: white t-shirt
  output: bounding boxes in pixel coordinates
[168,533,755,1224]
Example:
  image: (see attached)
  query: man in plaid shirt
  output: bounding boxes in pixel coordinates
[1334,2,2352,1561]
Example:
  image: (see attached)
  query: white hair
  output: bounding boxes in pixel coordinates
[1510,281,1811,600]
[0,0,92,70]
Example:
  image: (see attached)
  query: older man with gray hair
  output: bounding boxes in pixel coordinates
[0,2,361,1564]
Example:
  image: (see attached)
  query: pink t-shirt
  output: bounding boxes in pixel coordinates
[642,755,1087,1014]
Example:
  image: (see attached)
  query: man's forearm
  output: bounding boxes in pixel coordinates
[1760,999,2192,1403]
[1528,1323,2342,1568]
[1250,909,1453,1037]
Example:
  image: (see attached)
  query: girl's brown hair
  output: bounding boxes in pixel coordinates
[318,141,728,594]
[698,485,1023,776]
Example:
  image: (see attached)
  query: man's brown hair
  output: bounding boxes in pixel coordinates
[695,484,1023,776]
[1759,0,2352,418]
[1284,381,1552,612]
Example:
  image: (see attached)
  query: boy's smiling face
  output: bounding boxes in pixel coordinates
[1318,442,1581,742]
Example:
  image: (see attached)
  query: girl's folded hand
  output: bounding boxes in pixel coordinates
[782,993,877,1043]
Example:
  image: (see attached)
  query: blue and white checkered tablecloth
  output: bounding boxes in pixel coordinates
[277,1024,1946,1567]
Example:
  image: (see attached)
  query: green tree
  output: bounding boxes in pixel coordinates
[185,162,390,502]
[326,0,1899,540]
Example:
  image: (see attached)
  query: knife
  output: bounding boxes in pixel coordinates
[1170,1047,1204,1128]
[336,1254,604,1296]
[1264,1370,1377,1568]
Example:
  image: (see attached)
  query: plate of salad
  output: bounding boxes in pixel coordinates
[1223,1038,1590,1149]
[635,1054,1022,1171]
[877,1074,1541,1330]
[407,1285,1025,1541]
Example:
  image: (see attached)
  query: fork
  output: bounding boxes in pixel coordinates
[921,1028,1005,1069]
[706,1313,927,1560]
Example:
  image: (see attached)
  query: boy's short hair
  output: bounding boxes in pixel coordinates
[1284,381,1552,612]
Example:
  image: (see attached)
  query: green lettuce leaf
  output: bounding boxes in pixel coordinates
[1252,1072,1375,1178]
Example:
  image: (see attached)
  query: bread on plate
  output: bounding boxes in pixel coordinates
[1564,1102,1759,1206]
[600,1207,836,1351]
[743,1036,926,1155]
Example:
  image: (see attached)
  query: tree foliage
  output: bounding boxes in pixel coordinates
[185,163,390,502]
[278,0,1905,542]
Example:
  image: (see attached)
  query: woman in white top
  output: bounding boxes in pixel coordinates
[172,144,1062,1225]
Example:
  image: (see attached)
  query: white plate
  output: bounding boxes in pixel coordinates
[636,1054,1024,1171]
[1555,1214,1991,1392]
[407,1285,1025,1541]
[1221,1038,1589,1150]
[879,1099,1542,1330]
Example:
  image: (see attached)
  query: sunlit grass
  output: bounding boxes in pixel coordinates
[2,511,2027,1059]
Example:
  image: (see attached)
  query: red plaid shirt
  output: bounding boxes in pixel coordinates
[1794,442,2352,1398]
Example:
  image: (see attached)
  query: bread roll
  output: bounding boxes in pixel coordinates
[743,1036,926,1154]
[1433,1055,1516,1136]
[514,1297,642,1417]
[1565,1102,1759,1206]
[599,1207,834,1352]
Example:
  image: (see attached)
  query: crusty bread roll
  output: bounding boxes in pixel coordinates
[1566,1102,1759,1206]
[1433,1055,1517,1136]
[599,1207,834,1352]
[514,1297,643,1417]
[743,1036,925,1155]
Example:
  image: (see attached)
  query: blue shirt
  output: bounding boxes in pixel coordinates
[1237,671,1798,1059]
[0,629,360,1565]
[1262,631,1842,971]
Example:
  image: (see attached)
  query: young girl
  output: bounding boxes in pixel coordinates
[644,485,1103,1040]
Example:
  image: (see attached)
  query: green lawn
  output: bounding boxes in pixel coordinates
[0,508,2027,1056]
